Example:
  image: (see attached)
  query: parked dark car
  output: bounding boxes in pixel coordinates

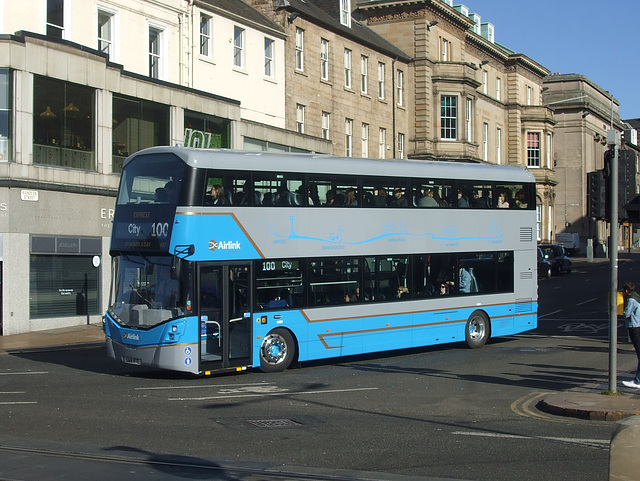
[537,247,552,279]
[538,244,572,275]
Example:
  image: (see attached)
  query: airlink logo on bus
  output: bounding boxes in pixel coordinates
[209,240,241,251]
[123,332,140,341]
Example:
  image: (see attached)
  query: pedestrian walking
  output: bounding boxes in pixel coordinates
[622,281,640,389]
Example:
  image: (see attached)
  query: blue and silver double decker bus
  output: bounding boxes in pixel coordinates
[104,146,537,375]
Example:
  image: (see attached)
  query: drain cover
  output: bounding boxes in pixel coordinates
[247,419,302,428]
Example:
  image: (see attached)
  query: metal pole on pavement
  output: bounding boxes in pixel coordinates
[608,129,619,393]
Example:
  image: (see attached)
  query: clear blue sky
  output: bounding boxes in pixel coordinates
[466,0,639,120]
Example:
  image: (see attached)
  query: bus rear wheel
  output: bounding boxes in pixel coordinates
[465,310,490,348]
[259,328,296,373]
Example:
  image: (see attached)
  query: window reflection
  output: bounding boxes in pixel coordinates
[112,95,169,173]
[33,76,94,170]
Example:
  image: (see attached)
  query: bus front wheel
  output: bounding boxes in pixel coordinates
[465,310,490,348]
[259,328,296,373]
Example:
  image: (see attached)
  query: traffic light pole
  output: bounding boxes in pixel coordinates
[608,130,619,393]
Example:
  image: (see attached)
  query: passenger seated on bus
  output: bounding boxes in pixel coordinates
[418,188,439,207]
[344,290,359,303]
[155,187,168,203]
[363,191,374,206]
[333,193,345,206]
[372,187,388,207]
[324,189,336,206]
[390,187,408,207]
[307,184,321,206]
[276,187,292,206]
[471,190,492,209]
[458,265,478,294]
[210,185,228,205]
[262,192,276,205]
[457,190,470,208]
[497,189,512,208]
[514,189,528,209]
[346,188,358,206]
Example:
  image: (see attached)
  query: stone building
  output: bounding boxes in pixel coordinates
[353,0,556,241]
[250,0,412,158]
[543,73,639,252]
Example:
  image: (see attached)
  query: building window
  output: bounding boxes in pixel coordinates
[345,118,353,157]
[536,204,542,241]
[441,38,450,61]
[184,111,231,150]
[296,104,305,134]
[361,122,369,158]
[340,0,351,27]
[0,70,10,162]
[149,27,162,79]
[483,122,488,161]
[361,55,368,94]
[233,26,244,68]
[397,70,404,107]
[320,39,329,81]
[398,132,405,159]
[496,128,502,164]
[112,95,170,173]
[295,28,304,71]
[97,10,114,57]
[378,62,385,100]
[527,132,541,167]
[441,95,457,140]
[322,111,330,140]
[264,38,274,77]
[465,98,472,141]
[496,77,501,101]
[33,76,94,170]
[482,70,488,95]
[546,133,551,168]
[527,86,532,105]
[30,240,102,319]
[200,14,211,57]
[378,128,386,159]
[47,0,64,38]
[344,48,352,88]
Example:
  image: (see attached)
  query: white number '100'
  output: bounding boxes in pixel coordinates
[152,222,169,238]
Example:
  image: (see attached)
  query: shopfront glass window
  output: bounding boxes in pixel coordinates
[0,69,11,162]
[184,112,231,149]
[30,255,100,319]
[112,95,169,173]
[33,76,94,170]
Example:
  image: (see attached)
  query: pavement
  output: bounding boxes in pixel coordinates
[1,289,640,422]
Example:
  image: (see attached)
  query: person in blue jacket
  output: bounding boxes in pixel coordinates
[622,281,640,389]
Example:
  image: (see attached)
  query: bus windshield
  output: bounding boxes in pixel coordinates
[117,153,188,206]
[109,254,192,329]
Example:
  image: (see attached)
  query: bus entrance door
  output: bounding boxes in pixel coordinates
[199,264,252,372]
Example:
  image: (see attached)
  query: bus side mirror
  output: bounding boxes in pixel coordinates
[172,244,195,278]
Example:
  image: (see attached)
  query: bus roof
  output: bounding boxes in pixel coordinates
[125,146,535,183]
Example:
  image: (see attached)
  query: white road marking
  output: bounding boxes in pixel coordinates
[576,298,599,306]
[539,309,562,318]
[452,430,608,449]
[0,371,48,375]
[135,382,274,391]
[169,386,378,401]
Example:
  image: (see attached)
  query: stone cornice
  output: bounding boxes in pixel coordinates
[356,0,474,30]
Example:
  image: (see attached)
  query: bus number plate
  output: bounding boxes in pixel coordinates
[121,356,142,365]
